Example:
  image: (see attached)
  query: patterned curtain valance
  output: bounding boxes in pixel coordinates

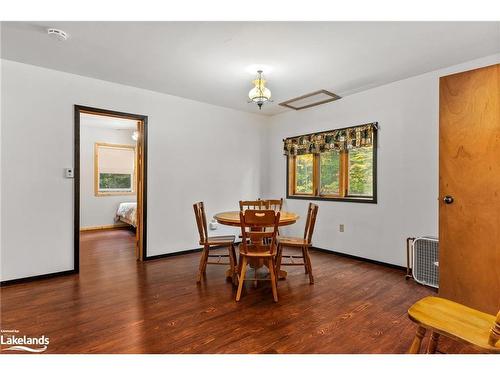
[283,122,378,156]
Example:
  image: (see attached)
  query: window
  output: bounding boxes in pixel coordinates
[94,143,136,196]
[285,123,377,203]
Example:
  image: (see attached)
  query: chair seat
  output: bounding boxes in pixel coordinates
[408,296,500,353]
[205,235,236,245]
[278,236,310,247]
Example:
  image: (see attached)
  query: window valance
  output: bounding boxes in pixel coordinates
[283,122,378,156]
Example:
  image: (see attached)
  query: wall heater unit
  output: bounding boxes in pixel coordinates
[405,237,439,288]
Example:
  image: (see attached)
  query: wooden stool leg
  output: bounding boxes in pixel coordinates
[227,244,237,285]
[426,332,440,354]
[231,244,239,285]
[304,246,314,284]
[231,244,238,268]
[273,257,279,280]
[408,326,427,354]
[301,246,308,274]
[268,258,278,303]
[197,245,209,283]
[237,250,243,274]
[236,256,247,302]
[276,244,283,276]
[201,246,210,273]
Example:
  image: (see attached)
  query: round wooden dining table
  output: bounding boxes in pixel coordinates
[214,210,299,280]
[214,211,299,227]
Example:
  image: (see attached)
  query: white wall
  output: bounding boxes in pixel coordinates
[80,125,136,228]
[263,54,500,267]
[1,59,265,281]
[0,29,3,282]
[2,54,498,282]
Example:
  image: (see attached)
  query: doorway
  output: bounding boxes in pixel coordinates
[74,105,148,271]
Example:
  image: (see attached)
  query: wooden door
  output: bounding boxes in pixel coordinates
[439,64,500,315]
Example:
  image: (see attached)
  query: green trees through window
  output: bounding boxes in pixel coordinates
[320,151,340,195]
[290,145,375,202]
[348,147,373,196]
[295,154,314,193]
[99,173,132,191]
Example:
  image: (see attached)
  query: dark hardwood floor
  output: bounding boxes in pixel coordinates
[0,229,473,354]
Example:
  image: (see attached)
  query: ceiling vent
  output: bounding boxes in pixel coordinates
[47,28,69,41]
[279,90,341,110]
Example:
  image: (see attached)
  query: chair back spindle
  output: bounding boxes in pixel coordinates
[193,201,209,245]
[259,198,283,211]
[303,203,319,244]
[239,200,268,211]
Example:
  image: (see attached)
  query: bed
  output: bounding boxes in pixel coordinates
[115,202,137,227]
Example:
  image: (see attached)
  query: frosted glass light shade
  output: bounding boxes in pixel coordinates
[248,71,272,109]
[248,81,271,103]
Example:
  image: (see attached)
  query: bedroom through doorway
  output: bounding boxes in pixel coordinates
[75,106,148,271]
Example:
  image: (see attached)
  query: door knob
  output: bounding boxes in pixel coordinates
[443,195,454,204]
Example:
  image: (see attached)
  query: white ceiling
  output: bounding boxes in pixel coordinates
[1,22,499,116]
[81,113,137,130]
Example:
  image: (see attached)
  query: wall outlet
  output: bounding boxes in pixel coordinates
[339,224,344,232]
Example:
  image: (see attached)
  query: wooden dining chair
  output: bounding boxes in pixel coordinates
[236,209,281,302]
[259,198,283,211]
[276,203,318,284]
[193,202,237,284]
[407,296,500,354]
[239,200,268,211]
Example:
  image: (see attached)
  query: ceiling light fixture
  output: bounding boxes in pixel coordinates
[248,70,272,110]
[47,28,69,41]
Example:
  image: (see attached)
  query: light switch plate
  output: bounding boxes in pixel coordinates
[339,224,344,232]
[64,168,74,178]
